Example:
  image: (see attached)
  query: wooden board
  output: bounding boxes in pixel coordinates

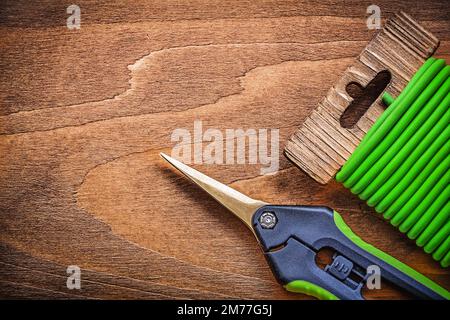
[285,12,440,184]
[0,1,449,299]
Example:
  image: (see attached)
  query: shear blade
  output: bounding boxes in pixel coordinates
[160,153,267,230]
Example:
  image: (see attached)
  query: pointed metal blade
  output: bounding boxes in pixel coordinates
[160,153,267,230]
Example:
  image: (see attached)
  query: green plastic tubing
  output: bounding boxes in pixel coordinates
[416,202,450,247]
[335,57,450,267]
[425,221,450,255]
[431,234,450,262]
[352,80,449,196]
[367,109,449,207]
[361,57,437,142]
[382,92,395,106]
[388,162,449,225]
[399,176,449,233]
[406,184,450,238]
[442,252,450,268]
[342,65,449,189]
[336,59,446,182]
[380,142,449,217]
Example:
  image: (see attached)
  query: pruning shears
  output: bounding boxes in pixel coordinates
[160,153,449,300]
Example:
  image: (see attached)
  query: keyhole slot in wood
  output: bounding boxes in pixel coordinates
[340,70,392,128]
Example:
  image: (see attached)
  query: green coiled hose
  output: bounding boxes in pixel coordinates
[336,58,450,268]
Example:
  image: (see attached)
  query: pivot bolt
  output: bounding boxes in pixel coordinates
[260,212,277,229]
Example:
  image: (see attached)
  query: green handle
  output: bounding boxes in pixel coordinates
[334,212,450,299]
[285,280,339,300]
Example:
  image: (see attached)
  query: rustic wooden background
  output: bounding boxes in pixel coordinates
[0,0,448,299]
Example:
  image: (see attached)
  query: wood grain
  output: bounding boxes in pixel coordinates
[0,1,449,299]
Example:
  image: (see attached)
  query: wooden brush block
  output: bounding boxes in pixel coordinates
[284,11,439,184]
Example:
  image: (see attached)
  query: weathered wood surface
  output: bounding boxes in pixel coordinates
[285,12,440,184]
[0,1,449,299]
